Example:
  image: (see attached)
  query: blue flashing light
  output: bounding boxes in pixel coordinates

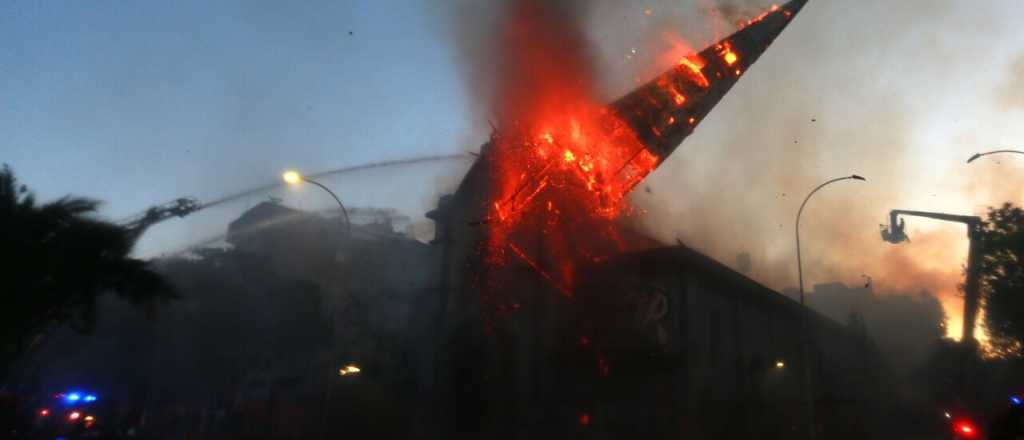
[83,394,97,402]
[66,393,81,402]
[1012,396,1022,406]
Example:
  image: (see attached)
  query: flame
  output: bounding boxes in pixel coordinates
[673,92,687,106]
[478,0,790,314]
[677,55,710,88]
[739,4,780,29]
[490,109,656,226]
[656,32,700,73]
[479,1,666,299]
[718,41,739,66]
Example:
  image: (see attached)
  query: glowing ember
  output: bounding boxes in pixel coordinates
[678,56,710,88]
[673,93,686,105]
[740,4,781,29]
[716,40,740,66]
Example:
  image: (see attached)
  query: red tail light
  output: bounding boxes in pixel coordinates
[954,420,977,437]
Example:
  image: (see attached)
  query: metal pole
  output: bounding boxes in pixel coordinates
[795,175,865,440]
[289,175,348,438]
[319,367,335,440]
[302,177,351,234]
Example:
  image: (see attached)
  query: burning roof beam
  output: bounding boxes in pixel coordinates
[610,0,809,162]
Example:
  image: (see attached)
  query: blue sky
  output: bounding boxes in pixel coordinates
[2,0,475,252]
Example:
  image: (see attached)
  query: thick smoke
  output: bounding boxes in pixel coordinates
[435,0,1024,342]
[806,282,947,375]
[995,51,1024,111]
[612,0,992,341]
[436,0,593,132]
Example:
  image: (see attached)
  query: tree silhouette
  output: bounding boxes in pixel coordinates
[0,164,172,379]
[979,202,1024,358]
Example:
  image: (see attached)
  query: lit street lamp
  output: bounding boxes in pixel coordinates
[281,170,351,233]
[795,174,866,440]
[321,362,363,439]
[338,364,361,376]
[966,149,1024,163]
[796,175,867,306]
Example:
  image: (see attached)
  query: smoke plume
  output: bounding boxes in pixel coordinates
[435,0,1024,341]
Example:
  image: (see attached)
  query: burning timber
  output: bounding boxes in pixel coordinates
[612,1,808,160]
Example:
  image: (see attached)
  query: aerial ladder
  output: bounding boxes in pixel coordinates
[880,209,983,403]
[120,198,203,244]
[880,209,983,343]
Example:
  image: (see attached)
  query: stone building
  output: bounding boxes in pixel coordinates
[424,155,882,440]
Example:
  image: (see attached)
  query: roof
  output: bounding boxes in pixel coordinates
[227,201,302,234]
[585,243,848,332]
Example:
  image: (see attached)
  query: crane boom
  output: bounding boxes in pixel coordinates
[880,208,986,406]
[879,209,983,344]
[120,198,203,243]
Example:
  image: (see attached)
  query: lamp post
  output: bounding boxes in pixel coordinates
[282,170,351,233]
[795,174,866,440]
[966,149,1024,163]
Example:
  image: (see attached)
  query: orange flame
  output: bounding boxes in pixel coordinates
[678,55,710,88]
[482,0,662,297]
[739,4,780,29]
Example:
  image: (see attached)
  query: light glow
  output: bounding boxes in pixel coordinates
[339,364,361,376]
[282,170,302,185]
[955,421,976,437]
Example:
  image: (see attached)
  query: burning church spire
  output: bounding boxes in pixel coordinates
[429,2,814,434]
[612,0,809,160]
[474,0,811,294]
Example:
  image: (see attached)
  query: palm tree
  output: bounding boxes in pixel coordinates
[0,164,173,381]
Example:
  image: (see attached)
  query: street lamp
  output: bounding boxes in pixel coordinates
[967,149,1024,163]
[795,174,866,440]
[338,364,361,376]
[281,170,351,233]
[796,175,865,305]
[321,363,363,440]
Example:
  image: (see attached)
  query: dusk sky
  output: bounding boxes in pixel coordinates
[4,0,1024,339]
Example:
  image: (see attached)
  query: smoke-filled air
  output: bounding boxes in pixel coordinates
[438,0,1024,343]
[5,0,1024,439]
